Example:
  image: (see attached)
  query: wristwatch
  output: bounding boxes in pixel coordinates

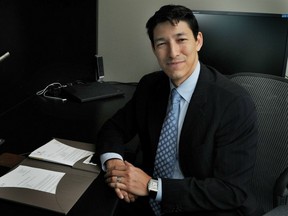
[147,178,158,199]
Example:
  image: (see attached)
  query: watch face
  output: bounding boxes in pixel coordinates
[149,179,158,192]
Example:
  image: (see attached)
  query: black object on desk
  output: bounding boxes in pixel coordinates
[63,81,124,103]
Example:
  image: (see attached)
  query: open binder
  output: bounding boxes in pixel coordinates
[0,138,100,215]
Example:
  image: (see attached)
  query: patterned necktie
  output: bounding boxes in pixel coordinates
[150,88,181,216]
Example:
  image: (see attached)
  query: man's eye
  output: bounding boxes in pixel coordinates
[178,38,187,42]
[156,42,166,47]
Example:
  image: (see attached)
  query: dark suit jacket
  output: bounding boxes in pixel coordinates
[96,63,263,216]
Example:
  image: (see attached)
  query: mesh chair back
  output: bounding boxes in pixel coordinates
[229,73,288,213]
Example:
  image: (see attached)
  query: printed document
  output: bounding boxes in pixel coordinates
[29,139,94,166]
[0,165,65,194]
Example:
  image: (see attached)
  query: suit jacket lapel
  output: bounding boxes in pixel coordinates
[179,65,210,175]
[148,76,170,154]
[180,71,208,138]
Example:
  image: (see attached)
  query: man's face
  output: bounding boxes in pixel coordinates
[152,21,203,86]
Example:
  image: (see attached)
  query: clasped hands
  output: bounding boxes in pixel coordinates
[104,159,151,203]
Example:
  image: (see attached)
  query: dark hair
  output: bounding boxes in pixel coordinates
[146,5,199,47]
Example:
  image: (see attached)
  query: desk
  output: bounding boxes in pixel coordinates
[0,82,137,216]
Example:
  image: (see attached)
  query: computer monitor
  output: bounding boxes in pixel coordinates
[194,10,288,77]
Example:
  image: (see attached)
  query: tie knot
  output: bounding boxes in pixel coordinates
[171,88,181,104]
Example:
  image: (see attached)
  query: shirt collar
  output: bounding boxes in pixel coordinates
[169,61,200,103]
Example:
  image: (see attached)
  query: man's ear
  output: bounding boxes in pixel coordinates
[196,32,203,52]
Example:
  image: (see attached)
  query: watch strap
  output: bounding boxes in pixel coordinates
[148,178,158,199]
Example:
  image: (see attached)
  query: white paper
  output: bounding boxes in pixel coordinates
[0,165,65,194]
[29,139,94,166]
[83,155,97,165]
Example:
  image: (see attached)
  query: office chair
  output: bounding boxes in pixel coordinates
[229,72,288,215]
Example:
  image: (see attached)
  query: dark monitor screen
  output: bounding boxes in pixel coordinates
[194,11,288,77]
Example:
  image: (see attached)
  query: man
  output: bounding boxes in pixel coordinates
[92,4,263,216]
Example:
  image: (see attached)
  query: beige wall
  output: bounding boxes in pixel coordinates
[98,0,288,82]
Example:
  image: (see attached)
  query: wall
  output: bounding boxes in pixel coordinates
[98,0,288,82]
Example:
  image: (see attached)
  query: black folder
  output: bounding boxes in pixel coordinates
[0,138,100,215]
[63,82,124,103]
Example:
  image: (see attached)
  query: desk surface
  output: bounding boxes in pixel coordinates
[0,82,137,216]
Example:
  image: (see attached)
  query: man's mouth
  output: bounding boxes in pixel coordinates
[167,60,184,66]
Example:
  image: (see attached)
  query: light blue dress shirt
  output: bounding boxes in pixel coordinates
[100,61,201,201]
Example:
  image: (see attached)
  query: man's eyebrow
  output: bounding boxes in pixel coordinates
[175,32,187,37]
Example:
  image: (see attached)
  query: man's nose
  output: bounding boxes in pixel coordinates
[168,42,180,58]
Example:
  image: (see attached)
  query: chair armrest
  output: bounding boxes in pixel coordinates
[263,205,288,216]
[274,167,288,206]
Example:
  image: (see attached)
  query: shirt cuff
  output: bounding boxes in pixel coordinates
[155,178,162,201]
[100,152,123,171]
